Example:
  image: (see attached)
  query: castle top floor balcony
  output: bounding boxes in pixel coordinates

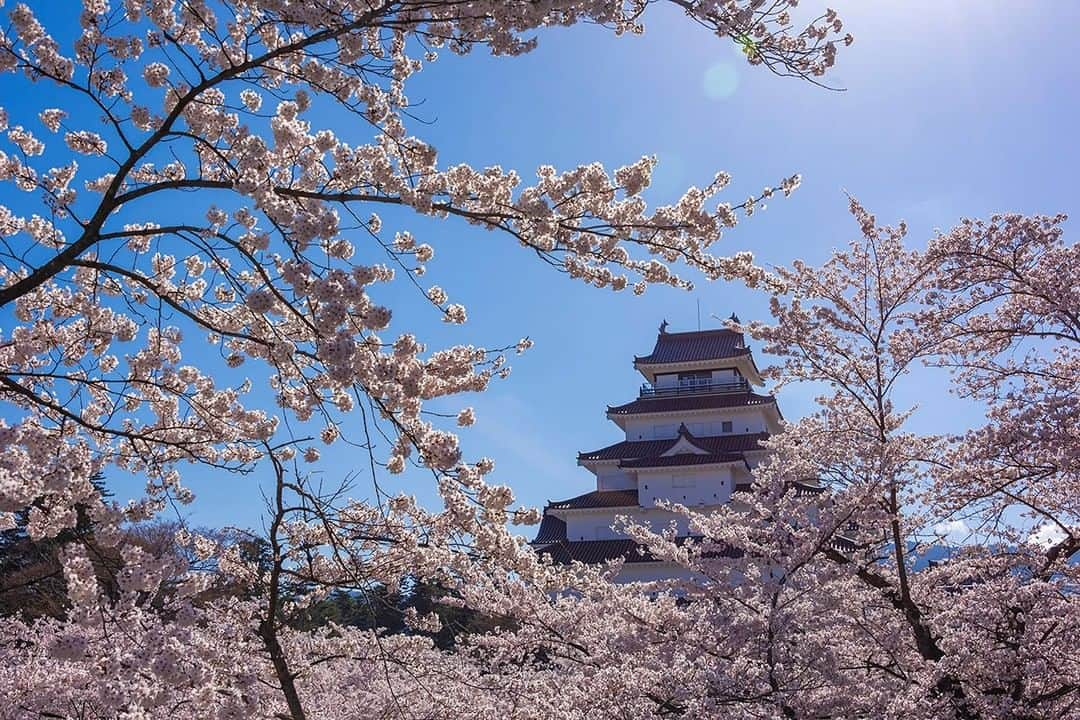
[638,377,750,398]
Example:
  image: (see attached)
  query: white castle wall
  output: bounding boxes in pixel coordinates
[612,563,699,584]
[561,506,700,542]
[595,466,634,490]
[637,466,733,507]
[622,410,768,441]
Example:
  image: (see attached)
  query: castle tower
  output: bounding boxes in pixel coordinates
[531,321,783,582]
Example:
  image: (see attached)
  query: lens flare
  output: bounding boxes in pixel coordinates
[702,62,739,100]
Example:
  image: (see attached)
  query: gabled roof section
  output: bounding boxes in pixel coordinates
[634,327,749,365]
[607,392,777,416]
[578,432,768,462]
[547,489,640,511]
[661,423,712,456]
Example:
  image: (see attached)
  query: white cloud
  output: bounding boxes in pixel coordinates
[933,519,970,544]
[1029,523,1067,549]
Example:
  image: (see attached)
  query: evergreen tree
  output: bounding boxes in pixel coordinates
[0,473,110,618]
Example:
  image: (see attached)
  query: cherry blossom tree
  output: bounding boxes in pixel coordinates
[538,201,1078,719]
[0,0,847,534]
[1,3,1074,717]
[921,212,1078,566]
[725,202,1077,718]
[0,1,853,718]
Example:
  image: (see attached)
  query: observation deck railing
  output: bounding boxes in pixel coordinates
[639,378,749,398]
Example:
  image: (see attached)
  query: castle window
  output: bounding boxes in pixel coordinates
[678,371,712,389]
[653,424,678,439]
[721,421,733,433]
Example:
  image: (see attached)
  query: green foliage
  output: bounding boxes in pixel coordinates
[296,578,510,649]
[0,473,111,619]
[1,485,505,649]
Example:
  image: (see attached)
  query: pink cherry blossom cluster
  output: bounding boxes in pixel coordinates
[46,4,1080,720]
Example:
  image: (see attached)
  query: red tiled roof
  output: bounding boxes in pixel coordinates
[579,432,768,462]
[635,329,749,365]
[548,489,640,510]
[831,534,857,552]
[791,479,826,496]
[723,479,827,495]
[532,514,567,544]
[607,392,776,416]
[619,452,745,469]
[539,539,650,564]
[536,537,742,565]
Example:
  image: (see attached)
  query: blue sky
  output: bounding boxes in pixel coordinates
[383,0,1080,533]
[8,1,1079,534]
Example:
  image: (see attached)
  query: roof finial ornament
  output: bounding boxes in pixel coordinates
[659,319,669,334]
[728,312,741,324]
